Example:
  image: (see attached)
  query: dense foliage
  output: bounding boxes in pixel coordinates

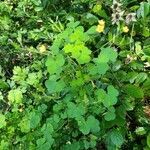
[0,0,150,149]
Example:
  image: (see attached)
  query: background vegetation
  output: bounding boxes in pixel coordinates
[0,0,150,149]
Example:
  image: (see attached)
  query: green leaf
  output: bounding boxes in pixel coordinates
[8,89,23,104]
[45,79,65,94]
[99,47,118,63]
[78,117,90,135]
[86,115,100,133]
[67,102,85,119]
[86,26,97,35]
[69,26,89,43]
[0,114,6,129]
[78,115,100,135]
[30,112,41,129]
[64,43,91,64]
[139,2,150,18]
[124,85,144,98]
[45,53,65,74]
[0,80,9,89]
[104,111,116,121]
[63,142,81,150]
[147,133,150,148]
[95,89,106,102]
[110,130,124,147]
[103,86,119,107]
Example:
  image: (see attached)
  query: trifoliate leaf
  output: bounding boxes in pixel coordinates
[45,54,65,74]
[107,85,119,97]
[70,26,89,42]
[103,86,119,107]
[86,115,100,133]
[64,43,91,64]
[99,47,118,63]
[78,116,100,135]
[45,79,65,94]
[67,102,85,119]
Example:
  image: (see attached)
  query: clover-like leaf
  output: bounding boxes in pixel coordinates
[46,53,65,74]
[8,89,23,104]
[0,114,6,129]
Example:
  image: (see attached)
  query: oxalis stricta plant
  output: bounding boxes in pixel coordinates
[0,0,150,149]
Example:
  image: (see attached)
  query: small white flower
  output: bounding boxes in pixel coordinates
[112,11,124,25]
[126,13,136,24]
[111,0,122,12]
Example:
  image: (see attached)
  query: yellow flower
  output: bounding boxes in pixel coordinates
[96,20,105,33]
[39,44,46,53]
[96,25,104,33]
[98,20,105,26]
[123,26,129,33]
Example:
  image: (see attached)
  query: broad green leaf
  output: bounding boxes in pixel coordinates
[124,85,144,98]
[135,73,147,84]
[110,130,124,147]
[139,2,150,18]
[0,114,6,128]
[8,89,23,104]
